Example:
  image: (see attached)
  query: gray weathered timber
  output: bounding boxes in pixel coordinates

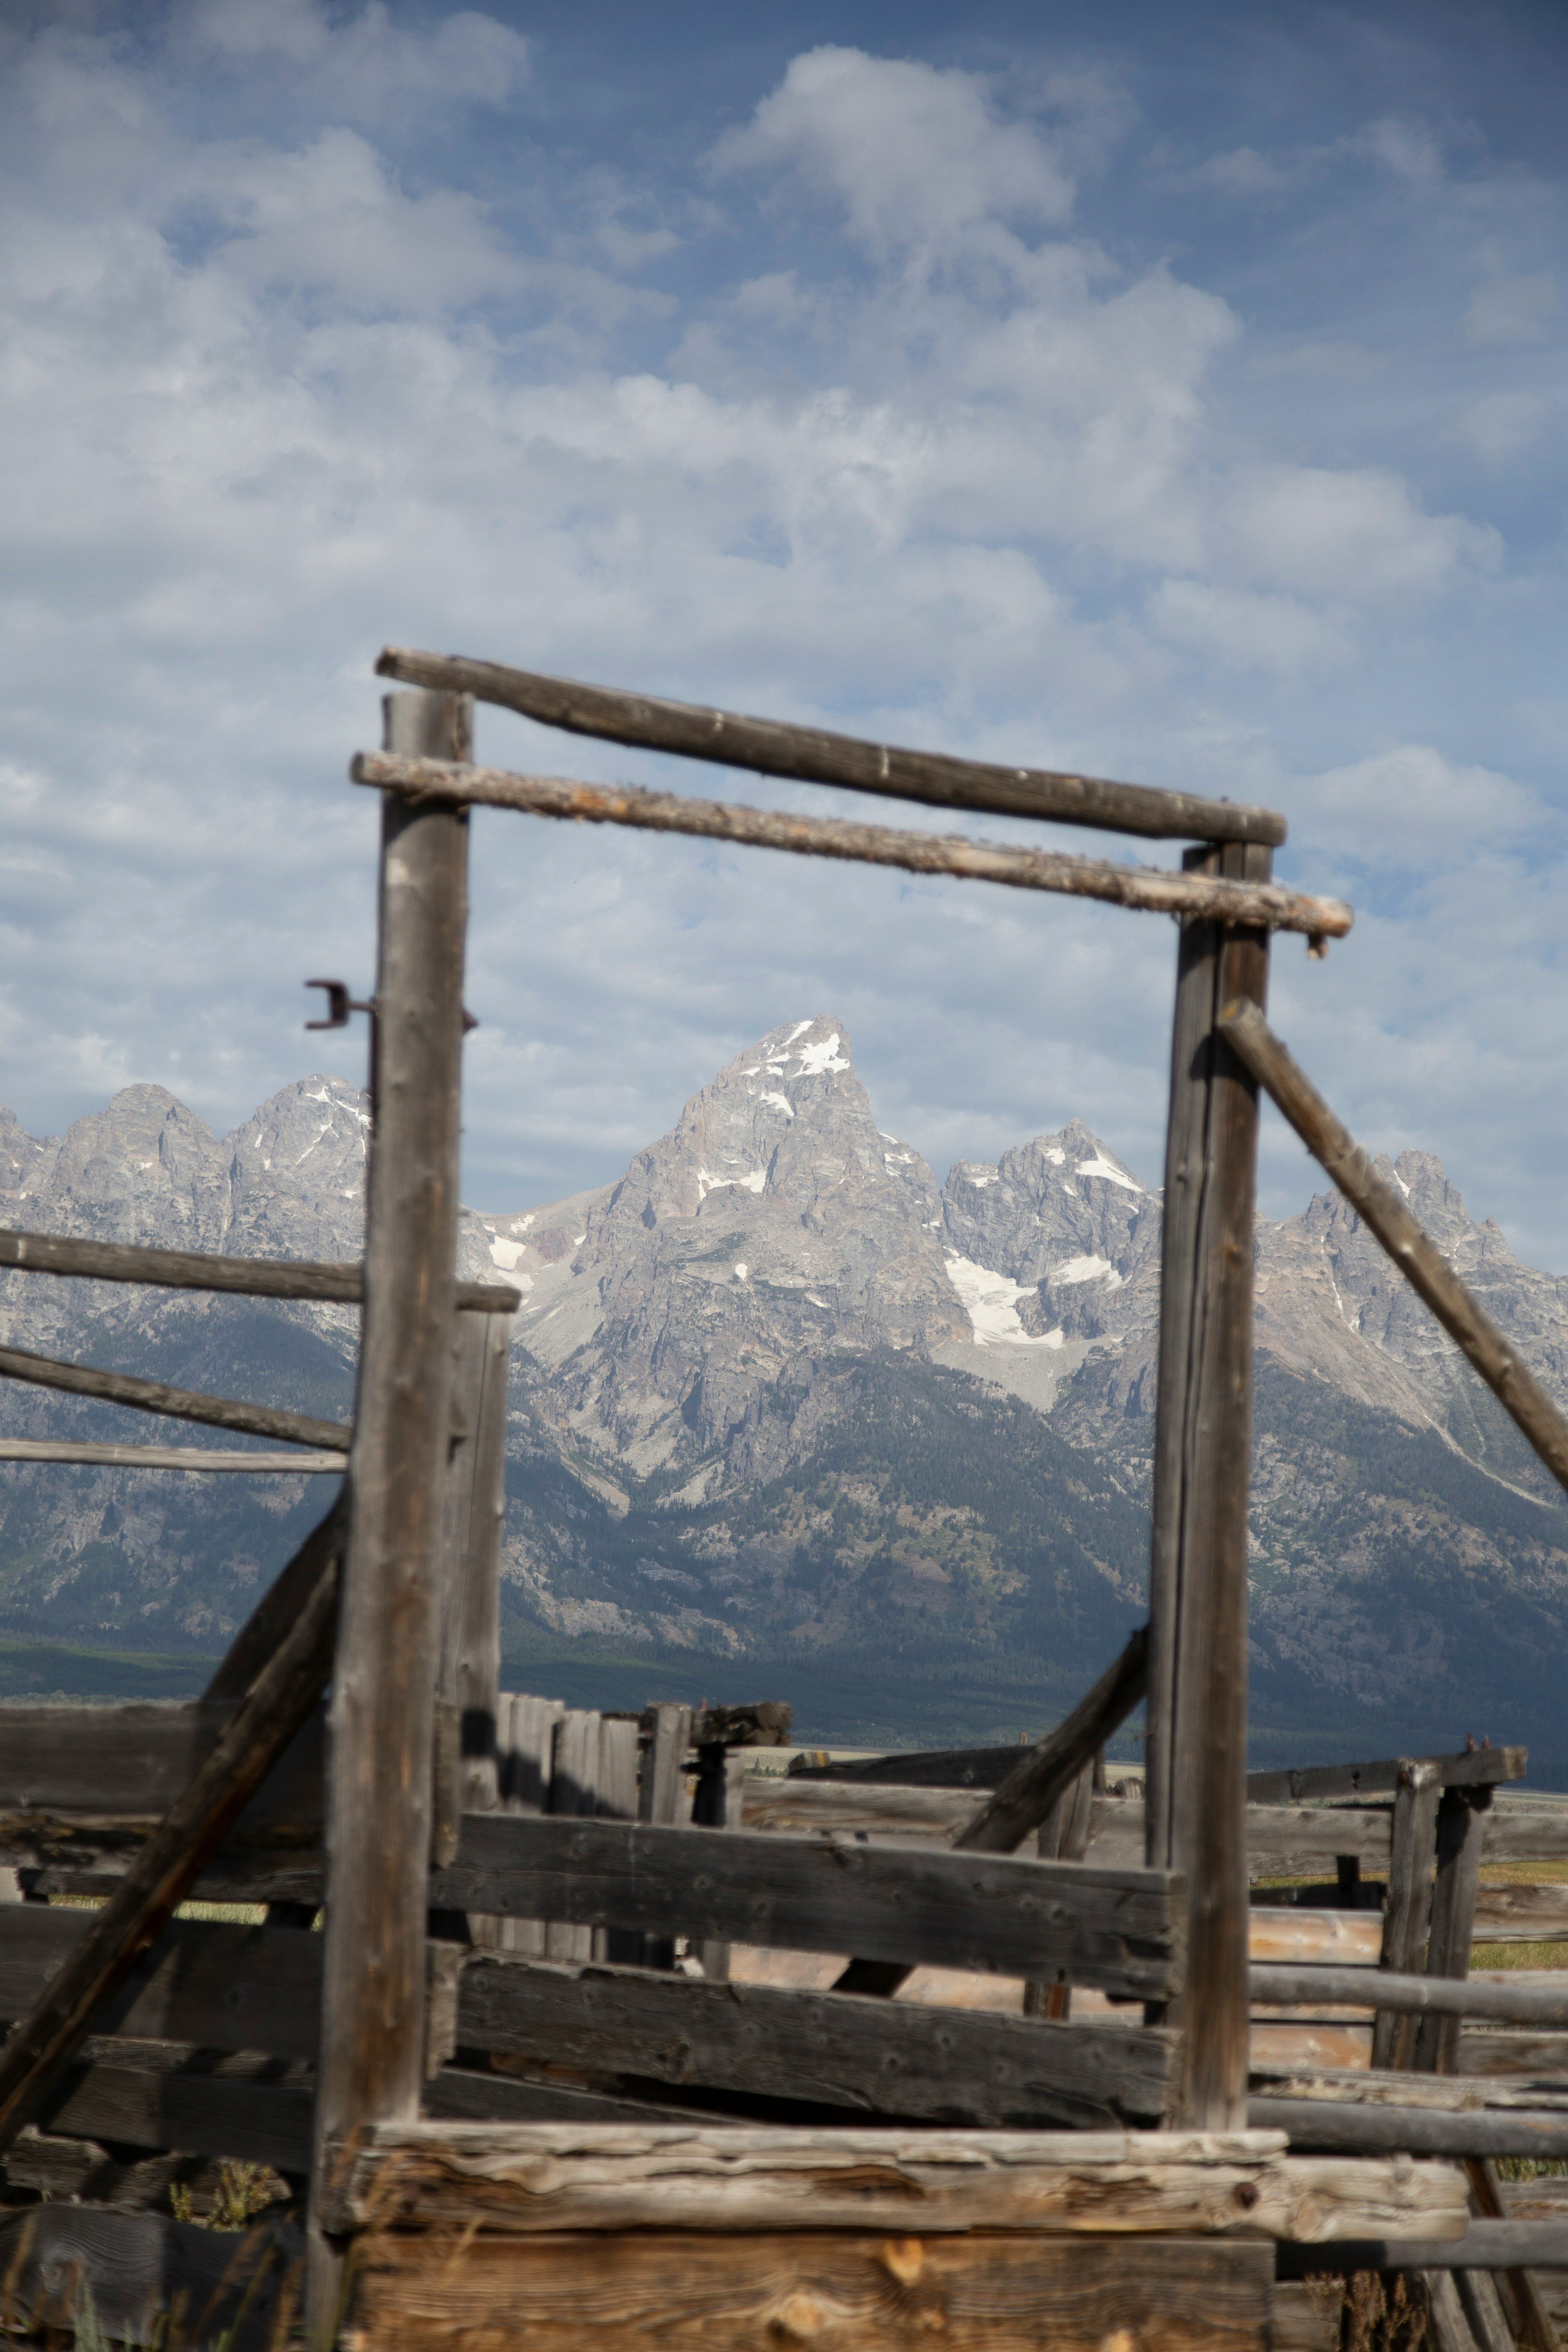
[347,2224,1277,2352]
[453,1952,1173,2128]
[1375,1761,1444,2070]
[1478,1810,1568,1865]
[1277,2223,1568,2275]
[0,1343,349,1450]
[35,2049,313,2173]
[475,1693,564,1958]
[1459,2030,1568,2076]
[1415,1788,1488,2074]
[436,1311,511,1821]
[0,1700,325,1821]
[1250,1966,1568,2027]
[311,689,471,2339]
[793,1742,1521,1801]
[0,2208,301,2352]
[1475,1881,1568,1936]
[422,2067,732,2129]
[1146,842,1271,2130]
[1248,1749,1525,1805]
[0,1226,517,1312]
[0,1909,322,2058]
[1220,999,1568,1497]
[429,1814,1182,1997]
[375,645,1289,846]
[355,753,1345,940]
[635,1703,693,1969]
[1252,2099,1568,2159]
[0,1516,342,2162]
[1098,1798,1395,1876]
[0,1440,344,1471]
[325,2119,1463,2241]
[833,1626,1148,1997]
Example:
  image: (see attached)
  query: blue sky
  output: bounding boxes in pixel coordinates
[1,0,1565,1262]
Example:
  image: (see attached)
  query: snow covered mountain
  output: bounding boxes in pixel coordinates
[0,1022,1565,1761]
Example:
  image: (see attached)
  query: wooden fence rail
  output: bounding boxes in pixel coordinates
[0,1228,518,1314]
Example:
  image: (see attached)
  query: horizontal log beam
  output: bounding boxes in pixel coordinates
[0,1343,350,1450]
[375,645,1289,846]
[1220,999,1568,1495]
[325,2117,1464,2243]
[429,1814,1183,1997]
[0,1227,518,1313]
[455,1953,1173,2130]
[1252,2097,1568,2159]
[351,755,1347,941]
[0,1440,344,1472]
[0,1910,323,2059]
[793,1743,1524,1801]
[1277,2220,1568,2275]
[1250,1965,1568,2025]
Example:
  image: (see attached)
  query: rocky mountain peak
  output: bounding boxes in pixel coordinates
[38,1084,232,1250]
[224,1076,371,1264]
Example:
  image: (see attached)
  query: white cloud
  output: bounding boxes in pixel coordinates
[182,0,530,122]
[1449,391,1549,465]
[1223,465,1500,599]
[1292,745,1540,863]
[1464,271,1558,345]
[712,45,1075,255]
[1150,580,1347,675]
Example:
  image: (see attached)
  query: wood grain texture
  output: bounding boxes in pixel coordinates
[453,1953,1174,2129]
[1249,1913,1384,1966]
[0,1341,350,1449]
[0,1225,516,1312]
[1474,1882,1568,1938]
[375,644,1289,847]
[0,1439,343,1470]
[1087,1797,1394,1875]
[345,2226,1275,2352]
[1415,1789,1488,2074]
[0,2208,299,2351]
[354,754,1344,940]
[1252,1966,1568,2027]
[327,2118,1463,2240]
[0,1519,342,2162]
[0,1907,323,2058]
[792,1745,1520,1802]
[429,1815,1182,1997]
[1145,846,1271,2130]
[438,1312,511,1821]
[1478,1810,1568,1863]
[36,2054,313,2173]
[1220,998,1568,1496]
[312,689,472,2338]
[1374,1761,1443,2070]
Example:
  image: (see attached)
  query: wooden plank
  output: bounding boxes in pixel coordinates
[1087,1798,1394,1874]
[425,2067,733,2128]
[545,1709,602,1965]
[0,1225,516,1311]
[1248,1749,1526,1805]
[355,753,1347,942]
[0,2208,300,2350]
[1458,2031,1568,2076]
[453,1953,1174,2128]
[0,1908,323,2057]
[0,1439,344,1470]
[1249,1912,1384,1965]
[36,2052,313,2173]
[1251,1966,1568,2028]
[1415,1789,1489,2073]
[311,686,472,2335]
[1251,2098,1568,2158]
[328,2119,1464,2242]
[0,1504,344,2161]
[479,1693,565,1958]
[1278,2221,1568,2273]
[1252,2065,1568,2114]
[1145,847,1272,2133]
[0,1341,350,1449]
[636,1703,693,1970]
[375,644,1290,847]
[1475,1882,1568,1938]
[793,1745,1522,1801]
[429,1815,1183,1997]
[1220,998,1568,1498]
[741,1778,971,1841]
[437,1310,511,1821]
[1480,1810,1568,1864]
[1375,1760,1443,2069]
[346,2227,1276,2352]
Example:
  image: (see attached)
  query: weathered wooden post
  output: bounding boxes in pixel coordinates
[438,1309,512,1821]
[308,687,472,2341]
[1144,840,1271,2128]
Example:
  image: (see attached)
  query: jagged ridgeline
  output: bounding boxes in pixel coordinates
[1,1020,1567,1769]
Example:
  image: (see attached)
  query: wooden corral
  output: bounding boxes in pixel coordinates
[0,652,1564,2345]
